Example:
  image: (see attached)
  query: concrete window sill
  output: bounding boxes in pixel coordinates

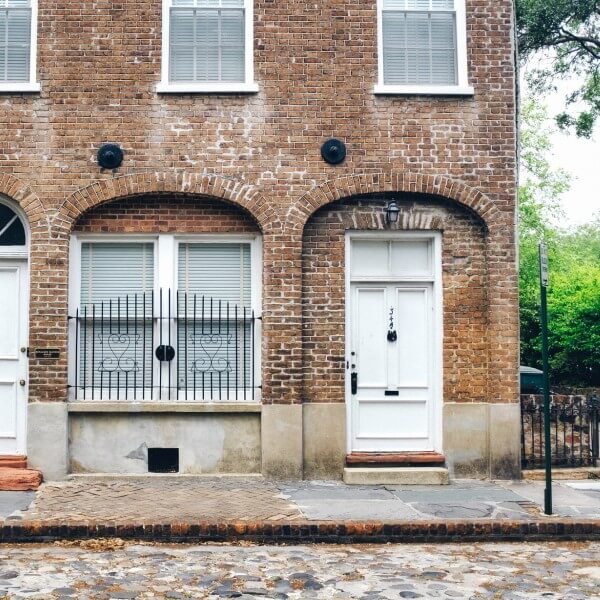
[67,402,262,414]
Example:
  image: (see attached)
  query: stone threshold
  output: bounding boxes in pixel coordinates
[346,452,446,465]
[0,455,28,469]
[67,402,262,414]
[1,518,599,544]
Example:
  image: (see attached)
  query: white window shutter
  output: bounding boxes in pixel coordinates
[0,1,32,83]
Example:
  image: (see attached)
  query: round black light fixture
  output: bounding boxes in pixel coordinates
[321,138,347,165]
[97,143,124,170]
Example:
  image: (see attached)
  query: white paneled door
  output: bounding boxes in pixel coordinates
[347,236,441,453]
[0,260,28,455]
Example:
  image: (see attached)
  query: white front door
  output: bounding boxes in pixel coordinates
[347,235,441,453]
[0,259,28,455]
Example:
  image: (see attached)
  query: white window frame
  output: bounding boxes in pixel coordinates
[157,0,258,94]
[373,0,473,96]
[0,0,40,93]
[68,233,262,402]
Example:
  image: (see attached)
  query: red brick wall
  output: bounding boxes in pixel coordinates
[302,196,488,404]
[0,0,518,405]
[73,196,260,235]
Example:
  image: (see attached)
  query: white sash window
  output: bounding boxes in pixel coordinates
[159,0,257,93]
[0,0,38,91]
[375,0,472,95]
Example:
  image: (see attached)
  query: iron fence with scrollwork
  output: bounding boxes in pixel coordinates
[69,289,259,402]
[520,394,599,469]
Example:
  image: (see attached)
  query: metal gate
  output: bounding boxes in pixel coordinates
[521,394,599,469]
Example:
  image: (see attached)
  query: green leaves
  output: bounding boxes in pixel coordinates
[519,97,600,385]
[517,0,600,136]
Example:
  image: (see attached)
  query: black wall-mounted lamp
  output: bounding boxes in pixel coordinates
[385,199,400,225]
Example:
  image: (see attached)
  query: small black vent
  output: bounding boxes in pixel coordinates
[148,448,179,473]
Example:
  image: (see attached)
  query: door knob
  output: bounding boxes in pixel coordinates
[19,380,26,387]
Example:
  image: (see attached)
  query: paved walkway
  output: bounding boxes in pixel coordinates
[6,477,600,523]
[1,477,600,543]
[1,541,599,599]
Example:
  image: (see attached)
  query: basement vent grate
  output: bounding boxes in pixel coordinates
[148,448,179,473]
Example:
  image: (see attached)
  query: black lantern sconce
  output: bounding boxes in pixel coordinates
[385,199,400,225]
[97,143,124,170]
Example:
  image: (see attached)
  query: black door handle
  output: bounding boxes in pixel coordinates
[351,372,358,395]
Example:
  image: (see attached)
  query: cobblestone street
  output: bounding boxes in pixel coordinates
[0,541,599,599]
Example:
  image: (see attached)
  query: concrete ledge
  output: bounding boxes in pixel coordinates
[1,518,599,544]
[343,467,449,485]
[67,402,262,414]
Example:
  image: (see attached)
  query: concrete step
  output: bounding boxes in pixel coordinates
[343,466,449,485]
[0,467,43,491]
[0,455,28,469]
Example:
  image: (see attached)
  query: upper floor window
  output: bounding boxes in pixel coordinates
[0,0,38,92]
[158,0,258,94]
[375,0,472,96]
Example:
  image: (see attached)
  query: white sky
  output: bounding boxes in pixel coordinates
[529,81,600,227]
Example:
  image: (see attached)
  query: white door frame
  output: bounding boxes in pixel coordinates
[344,231,443,454]
[0,198,30,456]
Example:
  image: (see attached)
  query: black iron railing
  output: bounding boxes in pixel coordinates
[69,289,258,401]
[521,394,599,469]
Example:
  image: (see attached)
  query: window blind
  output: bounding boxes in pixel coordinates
[81,242,155,307]
[79,243,155,392]
[170,0,245,83]
[177,242,252,390]
[382,0,457,86]
[178,242,251,308]
[0,0,31,83]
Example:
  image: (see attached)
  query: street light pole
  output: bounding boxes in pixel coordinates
[539,242,552,515]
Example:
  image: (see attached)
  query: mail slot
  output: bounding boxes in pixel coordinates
[385,390,399,396]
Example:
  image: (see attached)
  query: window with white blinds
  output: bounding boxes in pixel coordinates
[166,0,251,87]
[0,0,34,84]
[178,242,251,307]
[81,242,155,308]
[79,243,155,393]
[71,236,261,401]
[376,0,471,94]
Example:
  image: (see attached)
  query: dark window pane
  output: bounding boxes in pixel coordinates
[0,204,26,245]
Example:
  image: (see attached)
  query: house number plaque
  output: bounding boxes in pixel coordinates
[34,348,60,360]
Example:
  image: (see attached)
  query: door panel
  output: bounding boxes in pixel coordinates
[0,267,19,359]
[0,262,28,454]
[397,287,429,387]
[354,288,387,387]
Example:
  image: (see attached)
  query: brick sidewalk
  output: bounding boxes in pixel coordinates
[23,477,302,522]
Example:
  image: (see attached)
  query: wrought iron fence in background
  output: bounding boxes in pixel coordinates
[69,289,258,401]
[521,394,599,469]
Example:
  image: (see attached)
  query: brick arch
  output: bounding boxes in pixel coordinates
[290,173,500,233]
[52,172,273,234]
[0,174,46,226]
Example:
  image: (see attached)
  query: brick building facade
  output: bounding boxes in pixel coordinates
[0,0,520,481]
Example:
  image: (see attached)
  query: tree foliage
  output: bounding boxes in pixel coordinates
[519,98,600,386]
[517,0,600,137]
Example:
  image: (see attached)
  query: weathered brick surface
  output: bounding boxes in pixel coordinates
[0,0,518,406]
